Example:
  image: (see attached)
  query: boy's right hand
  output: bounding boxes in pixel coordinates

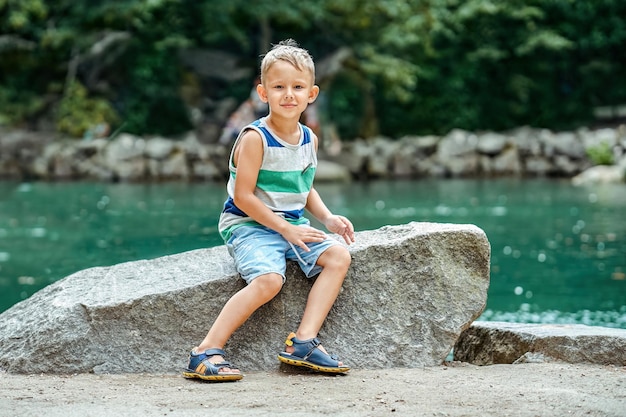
[282,224,327,252]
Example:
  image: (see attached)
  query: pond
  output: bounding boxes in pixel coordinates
[0,178,625,327]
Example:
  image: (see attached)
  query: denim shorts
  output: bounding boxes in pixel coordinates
[226,224,340,285]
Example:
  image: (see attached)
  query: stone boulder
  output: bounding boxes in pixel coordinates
[477,132,508,156]
[572,164,625,185]
[454,321,626,366]
[0,222,490,374]
[314,160,351,182]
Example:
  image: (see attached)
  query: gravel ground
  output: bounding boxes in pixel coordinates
[1,362,625,417]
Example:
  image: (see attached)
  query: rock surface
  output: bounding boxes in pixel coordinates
[454,321,626,365]
[0,222,490,374]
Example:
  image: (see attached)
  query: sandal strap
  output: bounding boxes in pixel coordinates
[202,348,227,358]
[302,338,322,360]
[200,358,239,371]
[285,332,320,356]
[199,348,240,370]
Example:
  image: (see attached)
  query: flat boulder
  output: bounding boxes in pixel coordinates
[0,222,490,374]
[454,321,626,365]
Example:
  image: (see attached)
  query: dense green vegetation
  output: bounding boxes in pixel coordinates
[1,0,625,139]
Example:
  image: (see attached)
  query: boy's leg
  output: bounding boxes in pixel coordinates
[191,226,289,374]
[289,245,351,363]
[195,272,283,373]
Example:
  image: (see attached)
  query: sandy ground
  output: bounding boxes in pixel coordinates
[1,362,625,417]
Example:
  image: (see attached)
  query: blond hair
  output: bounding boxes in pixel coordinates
[260,39,315,84]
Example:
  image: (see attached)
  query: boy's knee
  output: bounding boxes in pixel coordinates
[337,246,352,267]
[251,273,283,298]
[322,245,352,270]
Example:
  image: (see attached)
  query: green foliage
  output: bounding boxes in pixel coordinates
[327,73,366,140]
[0,86,45,126]
[117,45,193,136]
[56,82,119,138]
[0,0,48,32]
[1,0,625,139]
[376,0,626,136]
[586,142,614,166]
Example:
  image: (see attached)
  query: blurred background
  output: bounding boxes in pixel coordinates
[0,0,625,326]
[2,0,626,139]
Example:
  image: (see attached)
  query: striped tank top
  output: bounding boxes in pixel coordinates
[218,117,317,242]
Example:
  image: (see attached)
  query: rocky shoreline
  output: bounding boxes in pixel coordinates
[1,125,625,185]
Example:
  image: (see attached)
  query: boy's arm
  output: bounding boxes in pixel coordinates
[305,132,355,245]
[305,187,355,245]
[233,130,327,251]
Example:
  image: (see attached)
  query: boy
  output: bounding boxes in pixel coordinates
[183,39,355,382]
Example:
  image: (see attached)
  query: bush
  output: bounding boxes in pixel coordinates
[586,142,614,166]
[0,87,45,126]
[55,82,119,138]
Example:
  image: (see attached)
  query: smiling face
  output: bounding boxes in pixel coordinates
[257,60,319,121]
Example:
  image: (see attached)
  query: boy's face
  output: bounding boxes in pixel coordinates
[257,60,319,119]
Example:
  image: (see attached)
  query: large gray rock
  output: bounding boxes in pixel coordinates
[438,129,478,158]
[477,132,508,156]
[314,160,351,182]
[572,165,625,185]
[542,131,586,159]
[454,321,626,366]
[0,222,490,374]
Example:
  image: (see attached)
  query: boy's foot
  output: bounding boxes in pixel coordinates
[278,333,350,373]
[182,348,243,382]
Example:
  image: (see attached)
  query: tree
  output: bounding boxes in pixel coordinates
[1,0,625,138]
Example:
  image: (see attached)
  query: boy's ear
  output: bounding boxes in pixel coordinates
[256,83,268,103]
[308,85,320,103]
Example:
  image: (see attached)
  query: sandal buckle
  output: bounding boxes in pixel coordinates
[285,332,296,346]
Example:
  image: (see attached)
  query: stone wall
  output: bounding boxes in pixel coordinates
[1,125,625,183]
[331,126,626,182]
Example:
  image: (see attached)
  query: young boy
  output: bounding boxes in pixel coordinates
[183,39,355,382]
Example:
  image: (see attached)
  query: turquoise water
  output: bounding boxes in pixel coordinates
[1,179,625,327]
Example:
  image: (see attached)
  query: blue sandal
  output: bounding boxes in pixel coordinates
[182,348,243,381]
[278,333,350,373]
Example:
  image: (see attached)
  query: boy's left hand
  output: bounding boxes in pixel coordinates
[324,215,355,245]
